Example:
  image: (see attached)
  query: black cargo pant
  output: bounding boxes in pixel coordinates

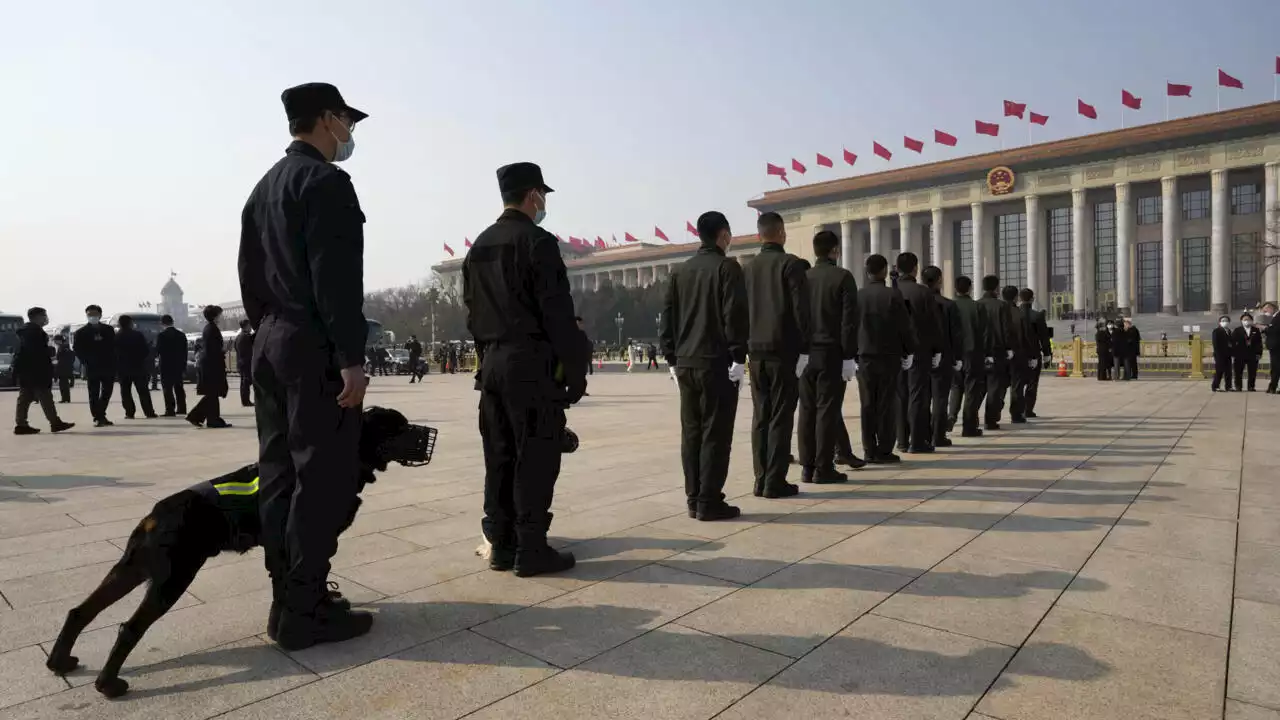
[749,356,798,495]
[1234,355,1259,390]
[1008,355,1029,421]
[161,368,186,415]
[984,355,1010,425]
[896,352,932,449]
[477,343,566,548]
[858,355,901,458]
[254,316,362,614]
[86,374,114,422]
[676,366,738,510]
[797,359,845,471]
[930,360,955,444]
[1025,357,1043,415]
[1268,349,1280,393]
[118,374,155,418]
[948,354,987,433]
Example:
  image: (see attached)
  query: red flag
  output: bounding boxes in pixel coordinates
[655,226,669,242]
[595,237,606,249]
[873,142,892,161]
[1167,82,1193,97]
[1121,89,1142,110]
[464,237,472,249]
[624,232,639,243]
[1003,100,1026,118]
[1029,112,1049,125]
[815,153,833,168]
[903,136,924,153]
[686,221,698,236]
[1077,99,1097,119]
[843,148,857,166]
[1218,68,1243,89]
[766,162,790,185]
[443,242,454,257]
[933,129,957,147]
[1275,56,1280,74]
[975,120,1000,136]
[791,158,807,174]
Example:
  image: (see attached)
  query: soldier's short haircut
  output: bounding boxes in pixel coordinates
[289,115,321,137]
[203,305,223,323]
[920,266,942,286]
[697,211,731,244]
[812,230,839,258]
[1241,312,1254,321]
[85,304,102,314]
[1001,285,1019,301]
[161,315,174,325]
[982,275,1000,293]
[501,188,535,207]
[1018,288,1034,302]
[865,253,888,276]
[895,252,919,274]
[955,276,973,294]
[26,306,46,320]
[756,212,785,241]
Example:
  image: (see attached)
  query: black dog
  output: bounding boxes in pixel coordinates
[45,407,437,699]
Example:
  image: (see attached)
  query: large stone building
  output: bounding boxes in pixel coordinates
[750,102,1280,318]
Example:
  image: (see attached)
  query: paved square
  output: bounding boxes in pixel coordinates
[0,372,1276,719]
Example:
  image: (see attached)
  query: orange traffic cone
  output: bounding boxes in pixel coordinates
[1057,358,1068,377]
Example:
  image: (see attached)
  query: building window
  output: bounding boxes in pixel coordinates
[1136,242,1162,314]
[921,224,932,269]
[996,213,1027,288]
[1094,202,1116,296]
[1181,189,1210,220]
[953,220,973,279]
[1233,232,1261,309]
[1137,196,1162,225]
[1048,207,1072,294]
[1182,237,1210,312]
[1231,184,1262,215]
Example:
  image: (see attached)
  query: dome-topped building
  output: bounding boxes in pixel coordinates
[158,272,191,330]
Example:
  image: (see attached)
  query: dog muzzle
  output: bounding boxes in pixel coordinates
[381,423,439,467]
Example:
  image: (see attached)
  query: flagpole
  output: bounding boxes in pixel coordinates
[1165,81,1170,122]
[1217,70,1221,112]
[1027,116,1031,146]
[1121,106,1126,130]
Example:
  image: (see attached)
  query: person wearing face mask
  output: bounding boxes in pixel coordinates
[13,307,74,435]
[1231,313,1264,392]
[1262,303,1280,393]
[73,304,117,426]
[1211,316,1235,392]
[1095,321,1115,382]
[238,83,373,651]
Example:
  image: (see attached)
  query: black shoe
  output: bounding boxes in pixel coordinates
[267,583,353,642]
[1026,411,1038,418]
[868,453,901,464]
[1011,417,1028,424]
[835,453,867,469]
[1248,387,1256,392]
[207,420,233,429]
[514,546,576,577]
[163,411,177,417]
[50,421,74,433]
[810,467,848,484]
[800,466,815,483]
[93,419,111,428]
[896,444,909,453]
[489,544,516,571]
[961,429,984,438]
[144,413,158,419]
[242,402,255,407]
[124,414,135,420]
[763,482,800,498]
[907,445,936,454]
[985,422,1001,431]
[14,425,39,436]
[934,437,953,448]
[696,502,741,521]
[274,602,373,652]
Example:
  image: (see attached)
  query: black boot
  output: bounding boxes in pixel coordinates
[514,517,575,578]
[487,527,516,571]
[268,582,353,642]
[696,501,741,521]
[835,453,867,469]
[810,467,848,484]
[274,595,373,652]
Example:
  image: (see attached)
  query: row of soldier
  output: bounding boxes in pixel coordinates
[660,211,1052,521]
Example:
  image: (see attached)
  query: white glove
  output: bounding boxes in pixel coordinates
[931,353,942,369]
[901,355,914,371]
[668,365,677,381]
[984,356,994,367]
[1006,350,1014,360]
[1043,354,1052,365]
[728,362,745,384]
[953,360,963,372]
[1027,359,1037,369]
[841,358,857,382]
[795,354,809,378]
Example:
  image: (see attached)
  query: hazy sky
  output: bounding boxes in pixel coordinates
[3,0,1278,321]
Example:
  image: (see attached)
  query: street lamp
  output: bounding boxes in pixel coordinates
[614,312,624,349]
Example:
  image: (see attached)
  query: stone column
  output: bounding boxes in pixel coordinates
[970,202,985,280]
[1161,176,1179,313]
[1025,194,1041,307]
[840,220,855,273]
[1071,188,1088,312]
[931,207,950,295]
[1210,168,1229,315]
[899,212,914,258]
[869,216,883,256]
[1115,182,1132,316]
[1266,162,1278,304]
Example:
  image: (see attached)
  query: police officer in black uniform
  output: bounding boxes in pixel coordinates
[235,319,255,407]
[895,252,942,453]
[797,230,861,484]
[1020,289,1052,418]
[947,276,991,437]
[156,314,188,416]
[978,275,1013,430]
[743,212,810,498]
[464,162,588,575]
[660,211,748,520]
[857,254,916,463]
[238,82,372,650]
[925,266,962,447]
[74,305,116,427]
[1003,286,1034,423]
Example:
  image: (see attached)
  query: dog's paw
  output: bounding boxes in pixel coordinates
[474,539,493,560]
[95,677,130,699]
[46,654,79,675]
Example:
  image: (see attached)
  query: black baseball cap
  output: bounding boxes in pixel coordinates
[497,162,553,194]
[281,82,368,124]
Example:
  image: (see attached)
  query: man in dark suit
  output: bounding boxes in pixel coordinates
[894,252,941,453]
[1263,302,1280,393]
[1019,289,1052,418]
[797,230,862,484]
[155,314,188,416]
[977,276,1012,430]
[925,267,962,447]
[947,276,991,438]
[114,315,158,420]
[743,212,810,498]
[1002,286,1034,424]
[857,254,916,464]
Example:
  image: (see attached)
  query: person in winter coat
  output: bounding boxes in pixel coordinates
[13,307,73,435]
[1211,315,1235,392]
[187,305,230,428]
[1095,321,1115,381]
[114,315,157,419]
[1230,312,1264,391]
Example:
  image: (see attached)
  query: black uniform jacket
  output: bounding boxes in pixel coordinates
[743,242,810,360]
[14,323,53,388]
[897,277,941,358]
[156,327,188,374]
[953,294,990,358]
[977,294,1012,356]
[934,292,963,366]
[805,258,858,367]
[660,245,748,369]
[856,279,916,357]
[238,140,367,371]
[197,322,228,398]
[73,322,116,378]
[115,327,152,378]
[1211,327,1234,357]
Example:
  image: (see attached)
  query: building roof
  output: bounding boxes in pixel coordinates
[161,276,183,295]
[749,101,1280,213]
[432,234,762,272]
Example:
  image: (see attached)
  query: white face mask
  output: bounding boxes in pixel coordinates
[327,114,355,162]
[1220,320,1229,328]
[87,315,100,325]
[1242,320,1253,328]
